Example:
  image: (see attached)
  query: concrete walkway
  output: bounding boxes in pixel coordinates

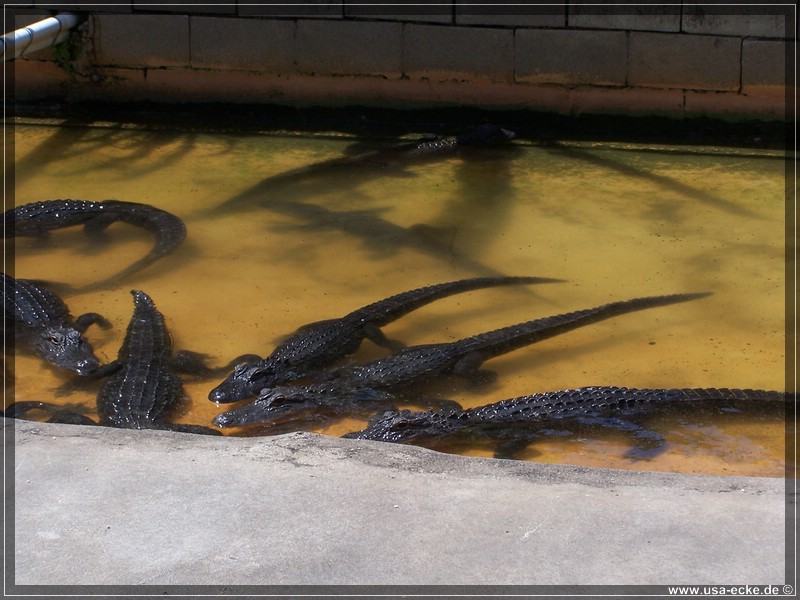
[6,417,786,590]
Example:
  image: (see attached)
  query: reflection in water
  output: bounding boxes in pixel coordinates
[6,119,789,477]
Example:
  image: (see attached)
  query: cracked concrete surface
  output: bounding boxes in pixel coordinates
[5,417,787,588]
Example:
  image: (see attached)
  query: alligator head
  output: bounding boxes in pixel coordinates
[33,326,101,376]
[213,383,388,428]
[211,385,316,428]
[208,361,274,403]
[343,408,459,443]
[455,124,516,146]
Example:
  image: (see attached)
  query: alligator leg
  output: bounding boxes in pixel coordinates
[572,414,668,459]
[53,360,124,396]
[74,312,113,333]
[82,214,119,242]
[362,323,405,351]
[450,351,497,383]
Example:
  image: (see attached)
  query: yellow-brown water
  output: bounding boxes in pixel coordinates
[6,118,790,477]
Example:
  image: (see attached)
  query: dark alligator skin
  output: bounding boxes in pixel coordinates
[5,290,221,434]
[3,272,109,375]
[94,290,219,433]
[209,275,562,403]
[343,386,790,446]
[404,124,516,155]
[5,199,186,291]
[213,291,710,428]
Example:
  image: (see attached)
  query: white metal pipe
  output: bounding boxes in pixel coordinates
[1,13,82,62]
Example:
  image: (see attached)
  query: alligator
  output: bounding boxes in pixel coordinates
[204,124,517,216]
[213,291,710,428]
[3,272,109,375]
[5,290,223,434]
[5,199,187,291]
[209,275,562,403]
[343,386,790,458]
[402,124,516,155]
[339,124,516,160]
[93,290,223,433]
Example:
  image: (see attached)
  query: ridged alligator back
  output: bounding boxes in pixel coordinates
[344,292,710,389]
[97,290,182,428]
[208,275,560,403]
[349,276,559,326]
[465,386,787,423]
[5,199,186,290]
[3,272,71,328]
[346,386,790,443]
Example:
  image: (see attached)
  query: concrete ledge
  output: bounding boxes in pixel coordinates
[10,64,788,121]
[7,418,785,586]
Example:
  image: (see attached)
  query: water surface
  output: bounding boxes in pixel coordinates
[7,115,788,476]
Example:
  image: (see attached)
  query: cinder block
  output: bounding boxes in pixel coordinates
[94,14,189,68]
[239,1,342,18]
[404,24,514,84]
[455,2,565,27]
[516,29,627,86]
[628,32,740,91]
[569,1,680,32]
[742,39,789,93]
[295,20,402,77]
[133,1,234,15]
[190,17,294,72]
[683,8,789,38]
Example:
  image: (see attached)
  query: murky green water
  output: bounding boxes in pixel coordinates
[6,116,789,476]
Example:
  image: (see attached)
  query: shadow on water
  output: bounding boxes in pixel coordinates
[205,129,524,278]
[427,146,520,258]
[543,142,762,220]
[14,118,200,188]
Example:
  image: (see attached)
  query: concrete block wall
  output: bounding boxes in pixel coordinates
[8,4,795,120]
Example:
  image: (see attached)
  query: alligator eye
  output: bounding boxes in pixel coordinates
[48,332,65,345]
[265,394,286,407]
[233,363,249,376]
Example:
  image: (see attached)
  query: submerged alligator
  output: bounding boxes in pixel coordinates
[5,199,187,291]
[5,290,222,434]
[343,386,790,458]
[204,124,517,216]
[209,275,563,403]
[213,291,710,428]
[353,124,516,158]
[3,272,109,376]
